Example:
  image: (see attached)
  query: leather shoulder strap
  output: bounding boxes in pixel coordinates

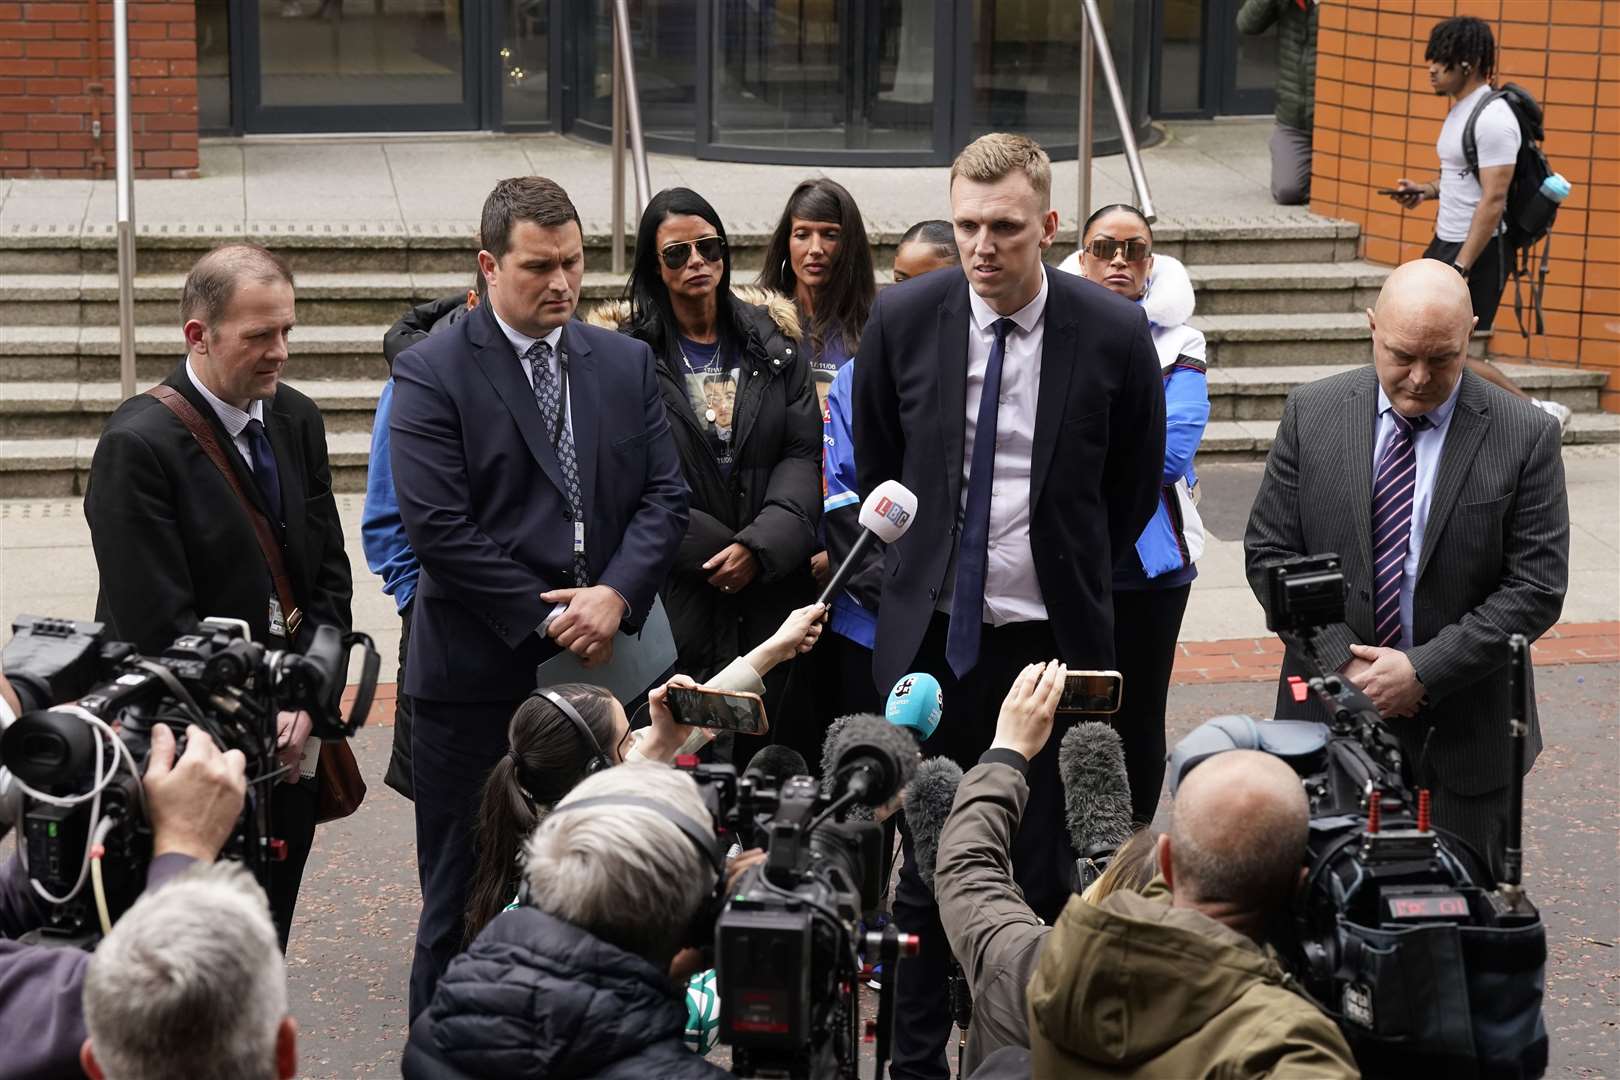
[144,385,303,637]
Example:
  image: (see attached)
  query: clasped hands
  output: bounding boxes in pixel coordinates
[1342,644,1425,718]
[542,584,628,669]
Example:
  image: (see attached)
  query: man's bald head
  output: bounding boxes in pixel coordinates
[1166,750,1309,915]
[1367,259,1476,417]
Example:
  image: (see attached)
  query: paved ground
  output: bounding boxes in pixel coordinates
[0,118,1311,236]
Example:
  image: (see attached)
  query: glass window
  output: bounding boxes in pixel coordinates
[197,0,231,132]
[571,0,698,143]
[257,1,466,108]
[710,0,934,152]
[502,0,549,125]
[1157,0,1204,115]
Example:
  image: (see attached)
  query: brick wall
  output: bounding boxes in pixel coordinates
[0,1,200,178]
[1309,0,1620,411]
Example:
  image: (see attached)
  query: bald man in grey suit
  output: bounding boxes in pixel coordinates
[1245,259,1568,874]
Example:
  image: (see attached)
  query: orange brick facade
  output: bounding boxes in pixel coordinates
[1309,0,1620,410]
[0,1,199,178]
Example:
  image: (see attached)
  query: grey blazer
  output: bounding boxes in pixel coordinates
[1244,367,1568,796]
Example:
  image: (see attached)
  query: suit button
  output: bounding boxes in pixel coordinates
[929,586,937,599]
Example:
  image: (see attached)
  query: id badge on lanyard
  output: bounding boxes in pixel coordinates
[574,520,586,556]
[269,596,288,639]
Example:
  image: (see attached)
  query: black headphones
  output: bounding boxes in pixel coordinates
[532,687,614,776]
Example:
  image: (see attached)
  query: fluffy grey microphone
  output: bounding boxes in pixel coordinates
[1059,722,1135,858]
[903,757,964,895]
[820,713,921,820]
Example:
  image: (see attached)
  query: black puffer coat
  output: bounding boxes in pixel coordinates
[402,906,727,1079]
[588,287,822,685]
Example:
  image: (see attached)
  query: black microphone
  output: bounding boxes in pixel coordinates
[819,713,920,817]
[901,757,965,895]
[817,481,918,608]
[744,744,808,789]
[1058,722,1135,889]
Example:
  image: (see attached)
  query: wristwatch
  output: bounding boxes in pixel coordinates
[1451,262,1469,279]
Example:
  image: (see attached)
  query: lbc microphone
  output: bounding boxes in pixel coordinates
[901,757,964,895]
[1058,722,1135,890]
[816,480,918,608]
[885,672,942,743]
[820,713,920,819]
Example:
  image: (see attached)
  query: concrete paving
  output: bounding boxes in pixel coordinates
[0,118,1314,237]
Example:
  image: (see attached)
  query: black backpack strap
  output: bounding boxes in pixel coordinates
[1461,88,1505,178]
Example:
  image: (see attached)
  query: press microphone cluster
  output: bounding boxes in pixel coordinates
[816,480,918,608]
[819,713,920,818]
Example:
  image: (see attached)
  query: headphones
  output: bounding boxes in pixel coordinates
[532,687,614,776]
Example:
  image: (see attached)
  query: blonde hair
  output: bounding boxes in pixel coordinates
[950,133,1052,208]
[1080,827,1160,906]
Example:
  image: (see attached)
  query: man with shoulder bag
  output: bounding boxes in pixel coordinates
[83,243,359,949]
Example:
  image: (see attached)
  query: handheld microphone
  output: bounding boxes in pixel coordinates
[885,673,942,743]
[743,744,808,790]
[816,480,918,608]
[1059,723,1135,889]
[820,713,920,817]
[901,757,964,895]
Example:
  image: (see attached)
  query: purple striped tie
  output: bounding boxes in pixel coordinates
[1370,412,1431,647]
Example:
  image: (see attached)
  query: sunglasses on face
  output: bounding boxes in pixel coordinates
[1085,237,1151,263]
[660,235,728,270]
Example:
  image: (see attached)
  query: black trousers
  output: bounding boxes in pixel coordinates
[891,615,1075,1080]
[408,696,516,1021]
[1424,233,1507,332]
[383,601,415,800]
[266,775,317,951]
[1110,583,1192,825]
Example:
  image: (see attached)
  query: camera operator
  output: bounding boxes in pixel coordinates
[0,721,248,1080]
[79,863,294,1080]
[935,662,1356,1078]
[403,763,732,1079]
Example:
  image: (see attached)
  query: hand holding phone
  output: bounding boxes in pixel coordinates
[665,684,769,736]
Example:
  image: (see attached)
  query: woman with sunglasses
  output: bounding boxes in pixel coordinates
[589,188,822,764]
[1058,204,1211,824]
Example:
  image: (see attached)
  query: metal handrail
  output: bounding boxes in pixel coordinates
[610,0,652,273]
[113,0,137,400]
[1077,0,1156,227]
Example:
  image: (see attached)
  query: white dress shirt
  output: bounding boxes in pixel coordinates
[1370,378,1463,649]
[185,356,265,471]
[939,269,1050,626]
[491,307,571,438]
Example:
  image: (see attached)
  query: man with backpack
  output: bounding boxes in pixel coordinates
[1391,15,1571,432]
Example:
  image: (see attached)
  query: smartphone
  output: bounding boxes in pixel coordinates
[1375,188,1403,196]
[1057,670,1124,715]
[666,686,770,736]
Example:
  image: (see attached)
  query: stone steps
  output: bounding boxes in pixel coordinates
[1205,363,1605,421]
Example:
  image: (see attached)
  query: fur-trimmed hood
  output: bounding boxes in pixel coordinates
[1053,251,1196,330]
[585,285,802,341]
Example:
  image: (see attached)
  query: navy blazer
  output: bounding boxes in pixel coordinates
[389,303,688,702]
[853,267,1166,691]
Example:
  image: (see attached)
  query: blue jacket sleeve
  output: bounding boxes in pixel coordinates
[360,380,419,611]
[1162,366,1211,484]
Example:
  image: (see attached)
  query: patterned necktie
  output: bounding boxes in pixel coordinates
[527,339,590,586]
[242,418,284,527]
[1371,411,1431,647]
[946,317,1015,679]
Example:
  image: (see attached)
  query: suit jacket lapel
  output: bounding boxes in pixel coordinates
[468,305,567,498]
[561,322,597,527]
[1344,367,1378,581]
[938,282,970,514]
[1416,371,1491,583]
[1031,286,1078,508]
[167,362,272,521]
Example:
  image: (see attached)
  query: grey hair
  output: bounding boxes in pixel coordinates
[524,762,715,965]
[83,862,286,1080]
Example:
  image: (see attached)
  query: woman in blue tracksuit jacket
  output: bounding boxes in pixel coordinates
[1059,204,1210,824]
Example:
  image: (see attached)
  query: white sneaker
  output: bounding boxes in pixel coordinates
[1531,398,1572,435]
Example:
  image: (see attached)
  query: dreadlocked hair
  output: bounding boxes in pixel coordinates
[1425,16,1495,81]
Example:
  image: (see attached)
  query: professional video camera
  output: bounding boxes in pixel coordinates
[0,614,378,945]
[1170,555,1548,1077]
[677,716,919,1080]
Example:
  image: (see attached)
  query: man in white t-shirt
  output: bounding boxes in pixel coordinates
[1389,15,1571,432]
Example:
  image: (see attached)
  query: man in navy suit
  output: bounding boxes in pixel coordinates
[854,134,1164,1077]
[389,176,688,1016]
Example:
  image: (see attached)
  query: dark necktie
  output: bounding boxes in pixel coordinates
[526,339,590,586]
[946,317,1015,679]
[243,418,284,527]
[1371,411,1431,647]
